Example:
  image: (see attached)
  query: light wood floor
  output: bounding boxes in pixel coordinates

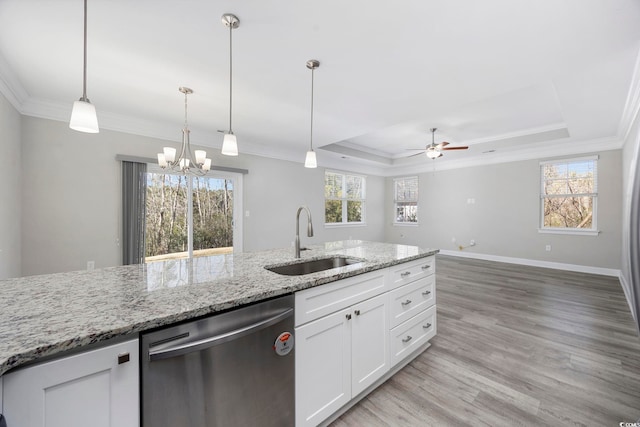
[332,255,640,426]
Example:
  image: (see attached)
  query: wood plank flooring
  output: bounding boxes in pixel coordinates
[331,255,640,426]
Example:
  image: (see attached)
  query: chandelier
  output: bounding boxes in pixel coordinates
[157,87,212,175]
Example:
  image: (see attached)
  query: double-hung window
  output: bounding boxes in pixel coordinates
[325,171,366,225]
[540,156,598,234]
[394,176,418,224]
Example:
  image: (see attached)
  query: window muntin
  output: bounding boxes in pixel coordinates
[325,171,366,225]
[540,157,597,231]
[394,176,418,224]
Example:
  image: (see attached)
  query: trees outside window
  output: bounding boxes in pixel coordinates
[145,173,235,261]
[394,176,418,224]
[325,171,366,225]
[540,157,597,231]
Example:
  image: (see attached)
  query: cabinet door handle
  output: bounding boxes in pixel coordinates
[422,290,431,296]
[117,352,130,365]
[402,335,413,343]
[346,313,352,320]
[401,299,412,306]
[422,323,432,329]
[421,265,431,270]
[400,271,411,278]
[354,310,361,316]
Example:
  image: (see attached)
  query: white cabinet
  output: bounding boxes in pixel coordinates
[296,256,438,427]
[2,339,139,427]
[295,307,352,427]
[295,269,390,427]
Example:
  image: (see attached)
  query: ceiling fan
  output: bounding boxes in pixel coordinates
[408,128,469,159]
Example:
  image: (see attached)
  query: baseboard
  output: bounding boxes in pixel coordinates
[438,249,621,277]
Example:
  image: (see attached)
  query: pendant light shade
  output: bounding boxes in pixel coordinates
[70,100,99,133]
[305,59,320,169]
[221,14,240,156]
[221,132,238,156]
[69,0,99,133]
[305,150,317,168]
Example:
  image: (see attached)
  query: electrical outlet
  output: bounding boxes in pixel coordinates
[545,245,552,252]
[87,261,95,270]
[470,240,476,246]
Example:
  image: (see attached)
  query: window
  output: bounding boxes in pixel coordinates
[394,176,418,224]
[144,170,243,262]
[325,171,366,225]
[540,156,597,233]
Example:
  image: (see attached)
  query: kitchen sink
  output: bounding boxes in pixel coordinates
[265,256,363,276]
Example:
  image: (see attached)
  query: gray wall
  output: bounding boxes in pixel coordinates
[18,116,384,276]
[621,103,640,322]
[0,92,21,279]
[384,151,622,270]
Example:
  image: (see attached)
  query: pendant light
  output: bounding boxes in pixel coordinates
[69,0,99,133]
[221,14,239,156]
[157,87,212,175]
[304,59,320,168]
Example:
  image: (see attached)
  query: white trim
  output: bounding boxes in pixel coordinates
[324,223,367,229]
[539,154,599,165]
[618,274,636,323]
[438,249,620,277]
[392,222,419,227]
[538,228,600,236]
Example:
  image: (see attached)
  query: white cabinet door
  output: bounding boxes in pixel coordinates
[3,339,139,427]
[351,293,389,396]
[296,308,351,427]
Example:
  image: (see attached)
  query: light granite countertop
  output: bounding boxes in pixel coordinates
[0,240,438,376]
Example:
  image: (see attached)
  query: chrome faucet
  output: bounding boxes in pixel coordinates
[295,206,314,258]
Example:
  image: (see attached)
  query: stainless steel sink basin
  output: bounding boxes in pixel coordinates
[265,256,363,276]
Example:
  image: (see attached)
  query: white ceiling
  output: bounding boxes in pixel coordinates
[1,0,639,175]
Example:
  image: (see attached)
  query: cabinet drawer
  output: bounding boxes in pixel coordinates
[389,305,437,365]
[388,275,435,328]
[295,269,387,326]
[387,256,435,289]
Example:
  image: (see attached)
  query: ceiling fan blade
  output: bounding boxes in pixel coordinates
[441,146,469,151]
[408,152,426,158]
[406,148,427,151]
[435,141,450,149]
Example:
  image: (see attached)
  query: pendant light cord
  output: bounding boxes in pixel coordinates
[228,22,233,133]
[82,0,88,101]
[310,67,314,151]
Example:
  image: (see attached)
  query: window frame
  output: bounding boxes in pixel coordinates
[538,155,599,236]
[393,176,419,226]
[144,165,243,258]
[324,170,367,226]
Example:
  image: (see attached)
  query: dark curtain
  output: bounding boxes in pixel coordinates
[122,161,147,265]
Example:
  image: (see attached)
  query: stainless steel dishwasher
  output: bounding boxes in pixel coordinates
[141,295,295,427]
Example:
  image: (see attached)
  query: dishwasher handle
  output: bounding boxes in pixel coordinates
[148,307,293,362]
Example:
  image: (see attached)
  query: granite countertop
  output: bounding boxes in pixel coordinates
[0,240,438,376]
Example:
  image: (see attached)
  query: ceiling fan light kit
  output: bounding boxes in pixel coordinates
[304,59,320,168]
[69,0,99,133]
[408,128,469,160]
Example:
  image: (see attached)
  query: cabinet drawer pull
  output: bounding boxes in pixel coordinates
[400,271,411,278]
[401,299,412,306]
[117,352,130,365]
[422,323,432,329]
[354,310,361,316]
[422,290,431,296]
[346,313,352,320]
[402,335,413,343]
[421,265,431,270]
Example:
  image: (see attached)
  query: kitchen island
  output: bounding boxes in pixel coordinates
[0,240,437,376]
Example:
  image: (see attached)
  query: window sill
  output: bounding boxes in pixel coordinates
[393,222,419,227]
[324,223,367,228]
[538,228,600,236]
